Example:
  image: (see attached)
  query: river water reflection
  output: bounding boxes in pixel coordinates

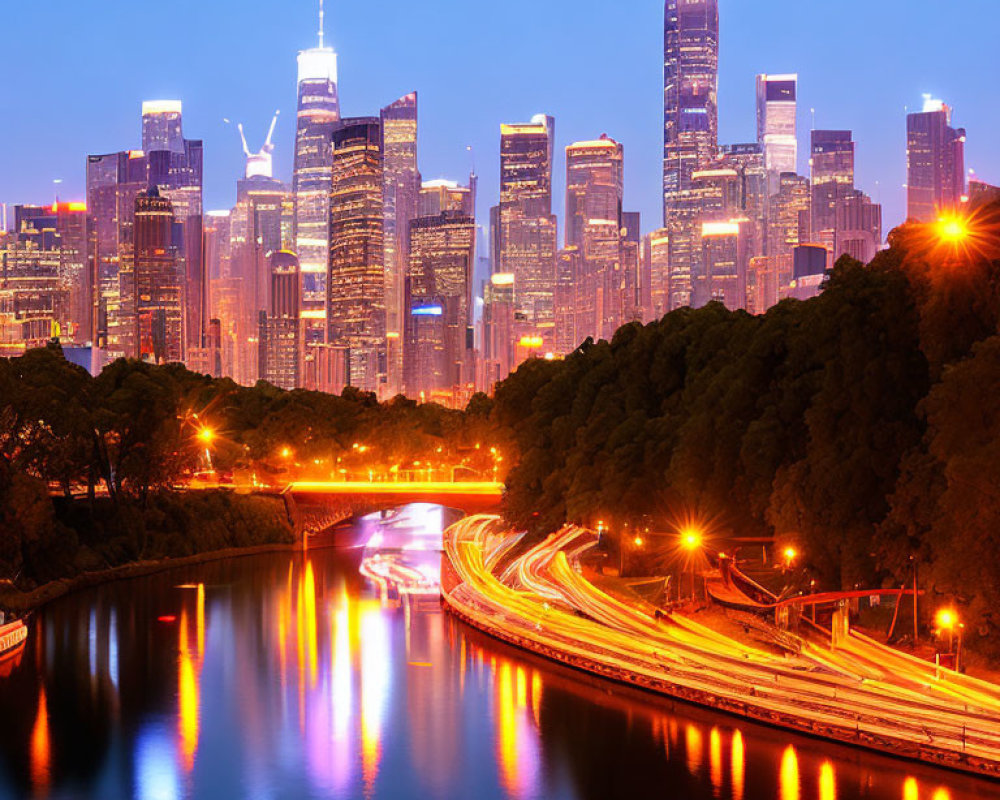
[1,504,999,800]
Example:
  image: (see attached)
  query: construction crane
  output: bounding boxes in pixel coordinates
[225,111,280,180]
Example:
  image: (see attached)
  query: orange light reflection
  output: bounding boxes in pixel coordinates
[780,745,800,800]
[29,685,50,797]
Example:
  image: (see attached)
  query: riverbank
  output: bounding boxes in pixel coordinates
[0,541,303,614]
[442,516,1000,780]
[1,489,301,613]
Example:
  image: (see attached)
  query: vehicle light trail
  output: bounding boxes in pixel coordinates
[441,515,1000,778]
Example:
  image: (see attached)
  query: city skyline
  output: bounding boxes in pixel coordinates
[1,0,996,235]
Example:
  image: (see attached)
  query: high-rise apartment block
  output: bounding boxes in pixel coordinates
[906,96,966,222]
[498,115,557,349]
[327,118,385,393]
[756,74,798,183]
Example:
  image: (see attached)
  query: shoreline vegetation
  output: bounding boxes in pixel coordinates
[0,490,299,613]
[0,538,300,615]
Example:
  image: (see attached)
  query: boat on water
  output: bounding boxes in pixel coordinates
[0,618,28,662]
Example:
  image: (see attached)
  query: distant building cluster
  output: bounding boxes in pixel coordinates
[0,1,994,404]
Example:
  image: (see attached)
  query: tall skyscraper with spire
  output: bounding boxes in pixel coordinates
[293,0,340,350]
[663,0,719,305]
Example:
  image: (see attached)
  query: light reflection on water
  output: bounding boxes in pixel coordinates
[0,505,998,800]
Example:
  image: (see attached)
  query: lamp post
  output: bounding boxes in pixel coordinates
[936,608,957,655]
[681,528,703,601]
[196,426,215,472]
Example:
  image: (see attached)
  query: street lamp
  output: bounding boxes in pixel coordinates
[936,215,969,246]
[197,427,215,446]
[681,527,703,601]
[936,608,958,653]
[783,547,798,571]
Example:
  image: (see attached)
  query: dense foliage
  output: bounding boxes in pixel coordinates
[495,203,1000,653]
[0,348,494,588]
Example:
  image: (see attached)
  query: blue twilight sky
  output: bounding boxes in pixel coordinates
[0,0,997,240]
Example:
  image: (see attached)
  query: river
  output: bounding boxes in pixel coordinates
[0,504,997,800]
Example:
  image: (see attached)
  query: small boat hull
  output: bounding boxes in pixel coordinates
[0,620,28,662]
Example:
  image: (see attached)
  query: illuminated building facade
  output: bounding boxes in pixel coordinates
[293,5,341,343]
[834,192,882,264]
[810,130,855,260]
[718,142,768,258]
[756,74,798,183]
[906,96,966,222]
[141,101,203,355]
[134,188,184,364]
[663,0,719,290]
[554,247,580,353]
[327,117,384,392]
[480,273,515,391]
[698,219,750,310]
[0,213,69,353]
[86,149,153,360]
[405,211,476,399]
[259,250,301,390]
[5,203,94,346]
[645,228,674,316]
[499,115,557,349]
[418,180,475,218]
[141,100,184,154]
[768,172,811,292]
[565,135,624,342]
[381,92,419,395]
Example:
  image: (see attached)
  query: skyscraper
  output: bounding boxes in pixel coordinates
[381,92,419,396]
[663,0,719,220]
[134,188,183,364]
[834,193,882,265]
[756,74,798,182]
[259,250,301,390]
[327,117,384,393]
[768,171,811,292]
[499,114,557,350]
[663,0,719,308]
[811,130,855,261]
[141,101,184,154]
[645,228,673,317]
[906,96,966,222]
[405,211,476,400]
[565,136,625,342]
[140,101,203,356]
[293,0,341,342]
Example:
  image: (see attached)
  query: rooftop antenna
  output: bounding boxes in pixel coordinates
[318,0,325,48]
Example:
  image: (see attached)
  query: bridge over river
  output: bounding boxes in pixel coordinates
[283,481,505,543]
